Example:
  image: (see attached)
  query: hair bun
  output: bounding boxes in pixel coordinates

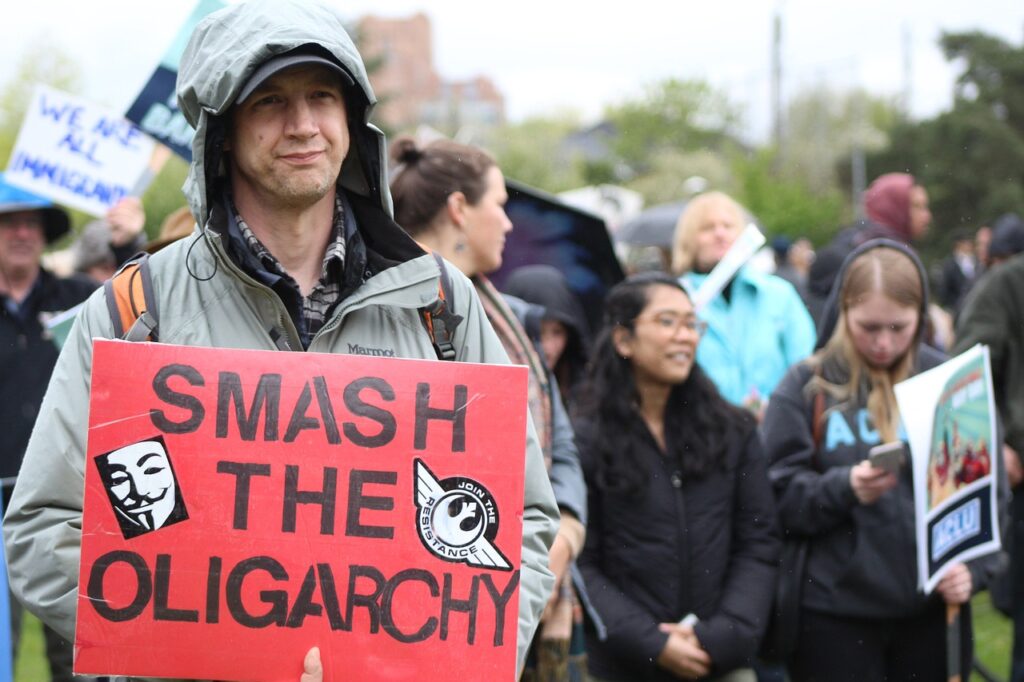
[391,137,423,165]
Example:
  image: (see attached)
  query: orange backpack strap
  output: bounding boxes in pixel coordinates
[103,254,159,342]
[419,251,463,361]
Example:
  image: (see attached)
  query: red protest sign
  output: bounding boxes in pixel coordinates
[76,339,528,681]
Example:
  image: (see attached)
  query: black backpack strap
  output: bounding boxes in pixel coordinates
[419,252,464,361]
[103,279,126,339]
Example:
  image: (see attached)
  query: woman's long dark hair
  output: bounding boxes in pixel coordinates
[577,272,753,495]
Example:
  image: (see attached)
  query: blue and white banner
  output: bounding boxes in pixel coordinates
[124,0,226,161]
[6,85,157,217]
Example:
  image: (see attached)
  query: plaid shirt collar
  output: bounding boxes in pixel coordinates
[231,194,347,347]
[232,195,347,284]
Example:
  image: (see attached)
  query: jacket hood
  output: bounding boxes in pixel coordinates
[807,244,847,298]
[815,238,930,350]
[502,265,591,360]
[989,213,1024,259]
[503,266,590,337]
[863,173,915,242]
[176,0,392,228]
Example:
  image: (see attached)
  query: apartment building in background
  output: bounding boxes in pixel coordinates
[358,13,506,133]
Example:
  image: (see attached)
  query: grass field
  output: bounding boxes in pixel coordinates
[974,594,1013,681]
[10,598,1016,680]
[13,612,45,681]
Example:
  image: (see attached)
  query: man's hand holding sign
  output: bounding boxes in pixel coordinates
[76,340,529,681]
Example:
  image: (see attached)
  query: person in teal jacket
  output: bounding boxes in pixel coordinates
[671,191,815,415]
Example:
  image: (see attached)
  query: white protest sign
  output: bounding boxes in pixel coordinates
[894,344,1001,593]
[687,222,766,313]
[6,84,157,217]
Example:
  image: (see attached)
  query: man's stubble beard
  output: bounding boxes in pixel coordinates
[264,168,337,210]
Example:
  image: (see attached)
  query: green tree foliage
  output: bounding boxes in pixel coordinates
[734,149,845,246]
[625,149,734,206]
[943,31,1024,135]
[865,30,1024,259]
[605,78,741,176]
[784,86,899,194]
[140,155,192,241]
[486,113,586,193]
[0,44,81,170]
[487,79,742,200]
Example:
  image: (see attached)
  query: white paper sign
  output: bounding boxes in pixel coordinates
[894,344,1001,593]
[687,223,766,313]
[6,85,157,217]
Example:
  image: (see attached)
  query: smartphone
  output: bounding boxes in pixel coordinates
[678,613,700,627]
[868,441,906,474]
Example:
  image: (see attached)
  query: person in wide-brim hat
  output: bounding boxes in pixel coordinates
[0,172,70,243]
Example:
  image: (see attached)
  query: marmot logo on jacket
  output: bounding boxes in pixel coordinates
[348,343,396,357]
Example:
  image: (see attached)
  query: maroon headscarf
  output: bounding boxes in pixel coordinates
[863,173,916,241]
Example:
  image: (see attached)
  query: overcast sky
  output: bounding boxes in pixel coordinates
[3,1,1022,142]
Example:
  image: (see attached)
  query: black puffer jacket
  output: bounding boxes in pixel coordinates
[576,417,779,680]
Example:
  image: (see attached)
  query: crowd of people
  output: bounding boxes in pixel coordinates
[1,2,1024,682]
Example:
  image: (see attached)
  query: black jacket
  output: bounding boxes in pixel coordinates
[954,253,1024,460]
[764,349,946,618]
[766,238,1003,619]
[0,269,96,480]
[935,255,976,313]
[576,418,779,680]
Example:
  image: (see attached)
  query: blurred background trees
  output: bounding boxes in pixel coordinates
[0,46,189,245]
[868,32,1024,227]
[484,27,1024,257]
[1,27,1022,258]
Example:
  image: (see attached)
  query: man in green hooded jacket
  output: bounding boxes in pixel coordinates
[3,2,557,679]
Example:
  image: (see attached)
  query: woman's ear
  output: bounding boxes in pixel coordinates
[612,326,633,359]
[445,191,469,229]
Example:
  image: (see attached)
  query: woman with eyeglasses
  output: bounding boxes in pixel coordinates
[576,272,780,681]
[763,240,1000,680]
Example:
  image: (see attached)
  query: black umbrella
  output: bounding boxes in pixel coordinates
[616,200,688,247]
[491,179,625,335]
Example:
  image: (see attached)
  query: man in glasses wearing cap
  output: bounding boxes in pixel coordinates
[0,173,99,681]
[4,2,557,680]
